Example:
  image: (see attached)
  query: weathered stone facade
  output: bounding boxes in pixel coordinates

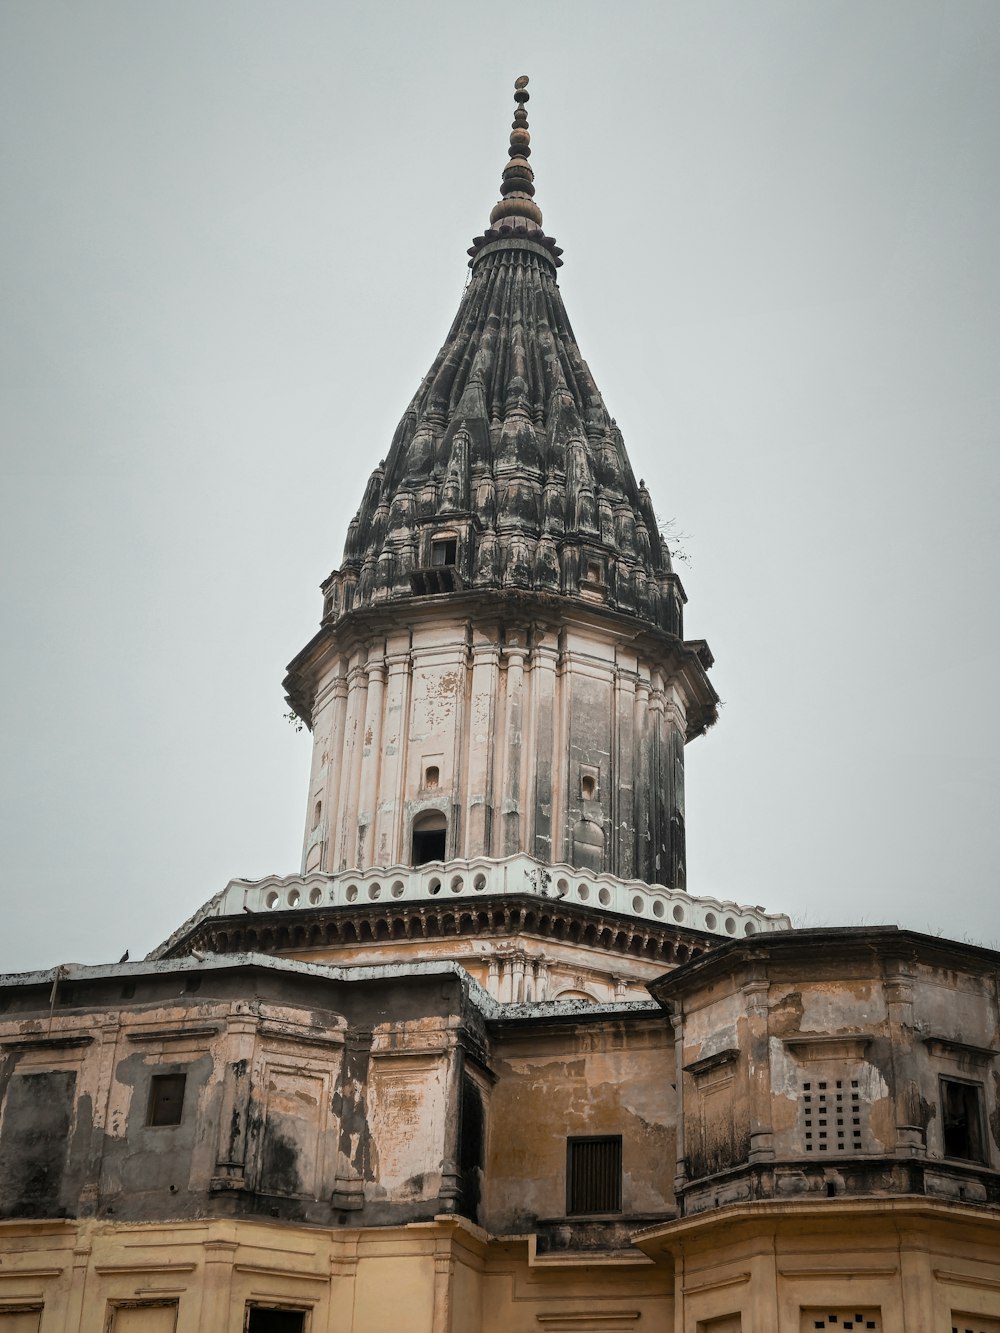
[1,928,1000,1329]
[286,601,714,888]
[1,77,998,1333]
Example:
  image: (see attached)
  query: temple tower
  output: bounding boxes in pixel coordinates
[157,78,787,1003]
[284,78,717,893]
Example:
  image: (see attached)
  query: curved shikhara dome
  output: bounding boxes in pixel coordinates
[324,79,683,639]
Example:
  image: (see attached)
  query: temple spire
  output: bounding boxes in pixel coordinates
[309,77,695,643]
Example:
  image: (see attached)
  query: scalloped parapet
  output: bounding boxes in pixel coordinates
[148,854,790,959]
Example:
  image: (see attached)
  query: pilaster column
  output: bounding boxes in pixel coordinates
[358,656,387,866]
[465,636,501,857]
[330,1234,361,1326]
[649,669,668,882]
[663,684,688,889]
[63,1244,92,1333]
[530,632,559,863]
[501,634,527,855]
[197,1237,239,1330]
[210,1009,258,1190]
[337,660,369,870]
[318,672,349,873]
[897,1225,936,1333]
[499,955,514,1004]
[438,1042,463,1213]
[332,1027,372,1211]
[633,678,652,881]
[511,951,526,1003]
[671,1011,687,1203]
[79,1014,120,1216]
[431,1235,456,1333]
[553,640,570,863]
[884,955,925,1155]
[613,663,637,879]
[487,956,500,1000]
[743,975,775,1162]
[373,649,412,866]
[523,960,536,1003]
[537,957,551,1002]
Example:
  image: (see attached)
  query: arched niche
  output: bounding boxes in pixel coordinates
[411,809,447,866]
[571,816,605,874]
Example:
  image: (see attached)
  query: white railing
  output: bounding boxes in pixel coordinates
[200,854,789,939]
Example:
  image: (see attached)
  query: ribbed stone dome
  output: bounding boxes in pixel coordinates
[323,79,682,639]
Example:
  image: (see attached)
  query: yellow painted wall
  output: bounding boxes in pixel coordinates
[3,1202,1000,1332]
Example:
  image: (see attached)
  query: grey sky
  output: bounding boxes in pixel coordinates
[2,1,998,972]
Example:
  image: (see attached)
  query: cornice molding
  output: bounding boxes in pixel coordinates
[176,892,714,970]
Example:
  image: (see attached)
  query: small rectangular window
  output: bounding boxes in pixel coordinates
[0,1308,42,1331]
[245,1309,306,1333]
[801,1311,880,1331]
[431,539,457,567]
[566,1135,622,1214]
[950,1314,1000,1333]
[109,1303,178,1332]
[941,1077,986,1161]
[147,1073,187,1127]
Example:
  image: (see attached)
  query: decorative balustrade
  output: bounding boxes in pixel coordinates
[187,854,789,941]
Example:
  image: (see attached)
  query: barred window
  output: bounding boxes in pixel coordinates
[566,1135,622,1214]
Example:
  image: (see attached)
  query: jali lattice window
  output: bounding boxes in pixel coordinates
[803,1079,862,1153]
[801,1311,880,1331]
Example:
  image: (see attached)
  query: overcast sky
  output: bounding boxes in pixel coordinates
[2,1,998,973]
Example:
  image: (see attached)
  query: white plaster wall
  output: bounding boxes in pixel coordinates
[302,609,696,891]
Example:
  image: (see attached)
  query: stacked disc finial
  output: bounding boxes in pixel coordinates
[490,75,542,225]
[468,76,563,268]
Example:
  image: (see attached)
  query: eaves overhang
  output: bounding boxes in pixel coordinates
[647,924,1000,1012]
[0,952,486,1004]
[149,854,788,960]
[284,586,718,740]
[632,1194,1000,1258]
[0,953,682,1031]
[157,891,718,967]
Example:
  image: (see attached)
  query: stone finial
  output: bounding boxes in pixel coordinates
[467,75,563,268]
[490,76,543,228]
